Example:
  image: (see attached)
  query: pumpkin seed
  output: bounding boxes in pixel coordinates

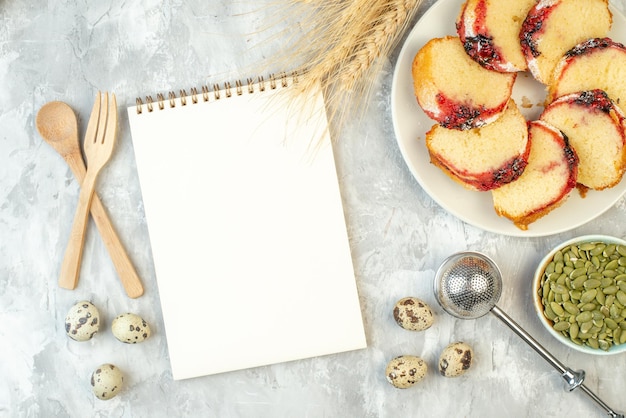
[553,321,570,332]
[580,289,597,303]
[590,244,606,256]
[571,267,588,279]
[579,242,596,251]
[571,275,587,289]
[550,302,565,317]
[563,301,579,315]
[580,320,594,334]
[576,311,593,323]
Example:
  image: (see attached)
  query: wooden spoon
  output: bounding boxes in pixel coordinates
[36,101,144,298]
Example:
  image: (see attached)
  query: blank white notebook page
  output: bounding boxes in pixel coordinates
[127,81,367,380]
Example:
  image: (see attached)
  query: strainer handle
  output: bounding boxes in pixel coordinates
[491,306,623,418]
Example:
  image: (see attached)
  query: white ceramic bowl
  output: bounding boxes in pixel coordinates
[533,235,626,355]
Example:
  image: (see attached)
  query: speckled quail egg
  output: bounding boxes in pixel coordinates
[438,342,474,377]
[64,301,100,342]
[385,355,428,389]
[393,297,434,331]
[111,313,151,344]
[91,363,124,400]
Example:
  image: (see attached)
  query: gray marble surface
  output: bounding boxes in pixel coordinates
[2,0,626,417]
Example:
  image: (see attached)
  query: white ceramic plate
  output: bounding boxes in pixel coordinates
[391,0,626,237]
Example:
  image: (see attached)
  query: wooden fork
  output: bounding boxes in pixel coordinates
[59,92,118,290]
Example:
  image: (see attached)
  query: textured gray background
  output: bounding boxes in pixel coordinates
[2,0,626,416]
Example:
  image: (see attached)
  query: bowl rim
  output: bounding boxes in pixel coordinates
[533,234,626,355]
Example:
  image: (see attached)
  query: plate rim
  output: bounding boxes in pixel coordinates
[391,0,626,237]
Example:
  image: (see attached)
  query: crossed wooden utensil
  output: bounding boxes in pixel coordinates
[36,92,144,298]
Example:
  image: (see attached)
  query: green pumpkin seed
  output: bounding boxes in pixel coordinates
[591,244,606,257]
[552,283,568,294]
[600,305,610,318]
[550,302,565,317]
[571,275,587,289]
[581,303,596,311]
[610,305,621,319]
[553,321,570,332]
[617,290,626,306]
[580,320,594,334]
[591,256,601,269]
[584,279,602,289]
[576,311,593,323]
[544,305,557,321]
[554,261,564,274]
[603,285,619,295]
[606,295,616,307]
[563,301,579,315]
[601,277,615,287]
[580,289,598,303]
[579,242,597,251]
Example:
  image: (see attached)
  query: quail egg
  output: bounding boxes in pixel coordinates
[111,313,151,344]
[438,341,474,377]
[64,301,100,342]
[393,297,434,331]
[91,363,124,400]
[385,355,427,389]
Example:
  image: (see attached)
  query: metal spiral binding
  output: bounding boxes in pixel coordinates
[135,71,296,114]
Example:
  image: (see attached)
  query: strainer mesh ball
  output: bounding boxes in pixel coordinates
[434,252,503,319]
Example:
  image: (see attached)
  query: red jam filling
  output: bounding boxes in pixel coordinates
[434,92,506,130]
[457,0,506,70]
[571,89,615,114]
[438,154,529,192]
[561,133,579,190]
[520,4,555,58]
[565,37,619,58]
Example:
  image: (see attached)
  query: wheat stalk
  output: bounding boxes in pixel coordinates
[248,0,424,138]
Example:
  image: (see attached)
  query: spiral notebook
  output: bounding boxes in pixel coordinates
[127,73,367,380]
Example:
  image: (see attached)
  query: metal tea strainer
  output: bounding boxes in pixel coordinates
[434,251,624,418]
